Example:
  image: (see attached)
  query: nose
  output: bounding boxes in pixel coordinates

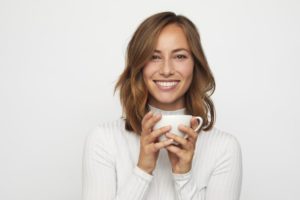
[159,58,175,76]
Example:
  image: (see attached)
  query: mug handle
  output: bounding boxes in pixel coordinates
[193,116,203,132]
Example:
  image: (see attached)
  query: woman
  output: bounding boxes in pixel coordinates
[82,11,242,200]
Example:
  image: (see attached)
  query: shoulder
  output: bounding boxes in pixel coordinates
[198,127,242,155]
[82,118,126,167]
[83,118,125,154]
[86,118,124,137]
[196,127,242,182]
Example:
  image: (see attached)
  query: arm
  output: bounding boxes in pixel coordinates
[82,125,153,200]
[172,135,243,200]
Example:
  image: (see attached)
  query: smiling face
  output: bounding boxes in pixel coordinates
[143,23,194,111]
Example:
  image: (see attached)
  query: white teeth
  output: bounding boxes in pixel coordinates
[156,81,178,87]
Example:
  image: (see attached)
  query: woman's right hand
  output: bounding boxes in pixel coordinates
[137,111,173,174]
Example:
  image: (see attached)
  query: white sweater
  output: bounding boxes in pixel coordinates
[82,106,243,200]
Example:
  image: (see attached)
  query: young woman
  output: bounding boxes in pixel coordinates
[82,11,242,200]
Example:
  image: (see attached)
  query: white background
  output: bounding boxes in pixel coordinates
[1,0,299,199]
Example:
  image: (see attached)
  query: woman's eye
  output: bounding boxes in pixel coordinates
[176,55,187,59]
[151,55,161,60]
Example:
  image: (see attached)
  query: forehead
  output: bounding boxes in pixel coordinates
[154,24,190,52]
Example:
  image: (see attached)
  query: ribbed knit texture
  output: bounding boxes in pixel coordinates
[82,105,243,200]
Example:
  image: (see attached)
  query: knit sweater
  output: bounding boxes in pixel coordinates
[82,105,243,200]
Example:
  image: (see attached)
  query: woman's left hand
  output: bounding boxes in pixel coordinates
[165,117,200,174]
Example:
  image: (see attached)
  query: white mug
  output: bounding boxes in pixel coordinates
[153,115,203,144]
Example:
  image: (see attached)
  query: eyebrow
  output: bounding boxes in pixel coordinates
[153,48,190,54]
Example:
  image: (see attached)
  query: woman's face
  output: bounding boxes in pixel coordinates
[143,23,194,110]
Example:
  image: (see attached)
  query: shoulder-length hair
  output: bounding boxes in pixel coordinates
[114,11,216,134]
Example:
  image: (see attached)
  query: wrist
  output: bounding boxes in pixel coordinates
[172,165,191,174]
[137,162,153,175]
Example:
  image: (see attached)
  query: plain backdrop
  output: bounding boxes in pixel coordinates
[1,0,300,199]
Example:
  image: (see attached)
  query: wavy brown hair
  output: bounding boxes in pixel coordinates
[114,11,216,134]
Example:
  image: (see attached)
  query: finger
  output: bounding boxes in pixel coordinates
[146,125,171,143]
[142,111,153,125]
[143,113,162,133]
[141,111,154,135]
[153,139,174,152]
[165,145,183,157]
[165,132,190,149]
[178,124,197,142]
[166,145,194,164]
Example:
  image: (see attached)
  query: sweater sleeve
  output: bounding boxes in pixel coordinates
[82,124,153,200]
[172,135,243,200]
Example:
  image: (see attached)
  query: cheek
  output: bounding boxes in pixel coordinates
[178,61,194,80]
[142,67,153,90]
[178,63,194,91]
[142,63,158,81]
[142,66,150,82]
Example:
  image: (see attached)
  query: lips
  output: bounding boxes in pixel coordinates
[153,80,180,91]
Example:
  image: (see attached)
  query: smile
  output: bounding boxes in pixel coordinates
[154,80,180,91]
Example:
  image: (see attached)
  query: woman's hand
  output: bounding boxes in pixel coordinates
[137,111,174,174]
[165,117,200,174]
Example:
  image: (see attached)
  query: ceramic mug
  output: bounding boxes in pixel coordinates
[153,115,203,144]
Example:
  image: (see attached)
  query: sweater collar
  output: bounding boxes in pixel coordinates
[148,104,186,115]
